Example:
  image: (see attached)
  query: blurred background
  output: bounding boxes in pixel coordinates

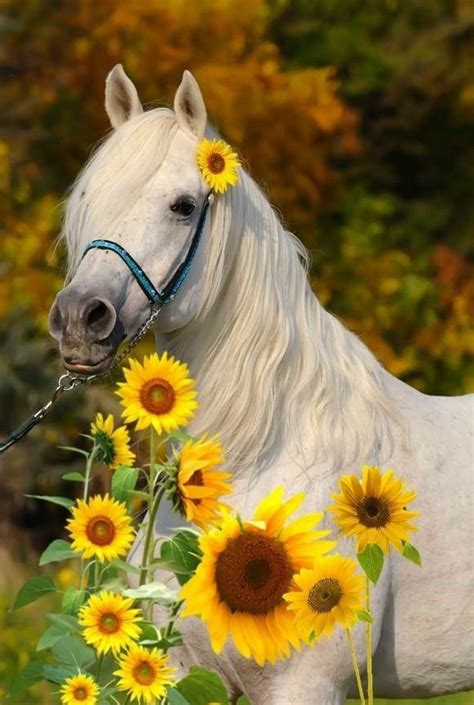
[0,0,473,702]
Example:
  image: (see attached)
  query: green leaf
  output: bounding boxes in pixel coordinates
[159,529,203,585]
[46,612,80,632]
[26,494,74,509]
[129,489,150,501]
[8,660,45,696]
[110,558,141,575]
[62,587,87,615]
[51,633,95,668]
[39,538,76,566]
[167,688,191,704]
[62,471,86,482]
[357,544,384,584]
[43,663,80,684]
[356,609,374,623]
[36,623,65,651]
[58,445,90,458]
[122,581,177,604]
[237,698,252,705]
[167,430,194,443]
[402,540,422,567]
[176,666,230,705]
[11,575,56,610]
[111,465,139,504]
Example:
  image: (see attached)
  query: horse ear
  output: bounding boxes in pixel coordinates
[174,70,207,140]
[105,64,143,129]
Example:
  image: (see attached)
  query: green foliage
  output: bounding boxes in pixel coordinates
[402,541,422,567]
[159,530,203,585]
[39,539,76,566]
[11,575,56,611]
[357,544,384,584]
[111,465,139,505]
[175,666,230,705]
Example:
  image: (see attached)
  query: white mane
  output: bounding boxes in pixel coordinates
[62,109,398,475]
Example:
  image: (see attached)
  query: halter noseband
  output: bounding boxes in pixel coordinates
[81,191,214,305]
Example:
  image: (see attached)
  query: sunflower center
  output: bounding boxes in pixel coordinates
[307,578,342,613]
[356,496,390,528]
[139,378,175,415]
[132,660,156,686]
[73,687,88,702]
[215,532,294,614]
[86,516,116,546]
[93,429,116,465]
[208,152,226,174]
[185,469,204,486]
[99,612,121,634]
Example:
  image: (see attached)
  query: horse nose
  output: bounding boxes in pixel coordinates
[49,288,117,343]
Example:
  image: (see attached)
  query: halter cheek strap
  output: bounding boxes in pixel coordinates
[82,192,213,305]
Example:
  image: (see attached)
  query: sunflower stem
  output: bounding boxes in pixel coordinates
[96,653,104,683]
[83,445,98,502]
[139,429,166,587]
[94,559,100,591]
[366,577,374,705]
[346,628,366,705]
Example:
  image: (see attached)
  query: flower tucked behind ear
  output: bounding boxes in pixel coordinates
[197,138,240,193]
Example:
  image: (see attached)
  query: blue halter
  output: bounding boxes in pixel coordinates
[82,192,213,305]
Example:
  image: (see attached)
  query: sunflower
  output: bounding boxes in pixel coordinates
[284,554,365,640]
[197,138,240,193]
[60,673,99,705]
[180,486,336,666]
[116,353,198,436]
[67,494,135,562]
[90,413,135,470]
[114,644,176,704]
[79,591,142,655]
[328,466,419,554]
[173,434,233,529]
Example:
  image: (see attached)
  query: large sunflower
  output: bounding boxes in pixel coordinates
[328,466,418,554]
[196,138,240,193]
[90,413,135,470]
[116,353,198,435]
[67,494,135,562]
[79,591,142,655]
[284,555,365,640]
[180,487,336,666]
[174,434,233,529]
[60,674,99,705]
[114,644,176,704]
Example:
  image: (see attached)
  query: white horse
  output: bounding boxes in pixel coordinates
[49,65,474,705]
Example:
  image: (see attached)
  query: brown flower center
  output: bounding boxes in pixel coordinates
[73,687,88,702]
[207,152,226,174]
[307,578,342,613]
[132,660,156,686]
[99,612,120,634]
[139,378,175,415]
[215,532,294,614]
[86,516,116,546]
[356,496,390,528]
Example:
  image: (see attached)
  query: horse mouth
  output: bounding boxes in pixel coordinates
[62,352,116,375]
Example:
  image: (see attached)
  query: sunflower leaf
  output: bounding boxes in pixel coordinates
[43,662,81,684]
[11,575,56,611]
[167,688,191,705]
[356,609,374,623]
[39,538,76,565]
[122,581,177,604]
[46,612,81,632]
[36,623,65,651]
[62,587,87,615]
[8,660,45,695]
[110,558,142,575]
[159,529,203,585]
[62,471,86,482]
[357,544,384,584]
[111,465,139,505]
[51,633,95,668]
[26,494,74,510]
[402,540,422,567]
[175,666,230,705]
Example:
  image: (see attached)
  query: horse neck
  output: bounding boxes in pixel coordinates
[161,181,396,476]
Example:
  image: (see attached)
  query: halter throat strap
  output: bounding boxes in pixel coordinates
[82,192,213,305]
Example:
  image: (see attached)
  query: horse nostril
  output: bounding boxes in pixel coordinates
[84,299,116,340]
[87,301,109,327]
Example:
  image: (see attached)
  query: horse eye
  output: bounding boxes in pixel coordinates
[170,198,196,217]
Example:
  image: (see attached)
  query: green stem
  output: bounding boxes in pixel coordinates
[96,653,104,683]
[366,577,374,705]
[138,484,167,585]
[94,559,100,591]
[83,446,98,502]
[346,628,366,705]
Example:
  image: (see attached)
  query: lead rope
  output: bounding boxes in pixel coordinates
[0,302,163,455]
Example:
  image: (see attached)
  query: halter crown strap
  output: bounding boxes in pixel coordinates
[82,192,213,305]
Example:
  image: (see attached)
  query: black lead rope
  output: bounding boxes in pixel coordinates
[0,192,213,455]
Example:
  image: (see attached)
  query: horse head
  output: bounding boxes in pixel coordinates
[49,66,228,374]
